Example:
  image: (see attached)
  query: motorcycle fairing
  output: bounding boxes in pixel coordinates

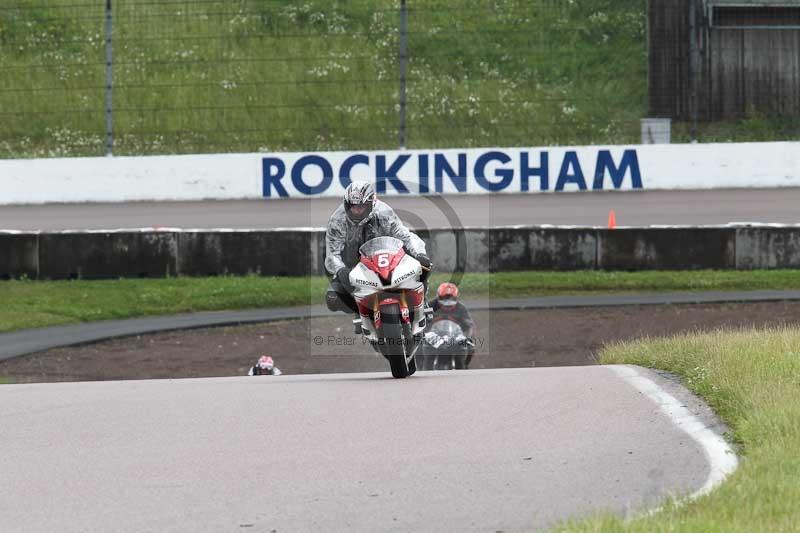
[360,247,406,282]
[390,255,423,289]
[350,262,383,299]
[350,238,427,344]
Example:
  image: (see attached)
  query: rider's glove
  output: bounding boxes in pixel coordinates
[336,267,354,292]
[414,253,432,271]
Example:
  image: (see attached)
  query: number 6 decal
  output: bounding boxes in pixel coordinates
[377,253,390,268]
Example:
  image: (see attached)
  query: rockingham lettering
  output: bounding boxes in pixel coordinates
[261,148,644,198]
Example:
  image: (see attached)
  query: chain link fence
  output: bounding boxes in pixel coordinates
[0,0,798,158]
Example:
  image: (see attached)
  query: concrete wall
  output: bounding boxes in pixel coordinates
[0,233,38,279]
[38,232,178,279]
[1,226,799,280]
[5,143,800,205]
[736,227,800,269]
[177,230,325,277]
[597,228,736,270]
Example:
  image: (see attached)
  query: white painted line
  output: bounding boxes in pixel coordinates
[609,364,738,499]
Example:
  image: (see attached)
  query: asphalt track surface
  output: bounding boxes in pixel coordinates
[0,366,729,532]
[2,188,800,230]
[0,293,755,530]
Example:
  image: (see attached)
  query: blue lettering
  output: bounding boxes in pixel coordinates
[593,150,643,190]
[419,154,430,194]
[434,153,467,193]
[262,158,288,198]
[521,151,549,192]
[339,154,370,189]
[474,151,513,192]
[291,155,333,195]
[555,151,587,191]
[376,155,411,194]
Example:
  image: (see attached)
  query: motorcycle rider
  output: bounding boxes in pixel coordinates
[248,355,282,376]
[325,180,433,317]
[430,282,477,368]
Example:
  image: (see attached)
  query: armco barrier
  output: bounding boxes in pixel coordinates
[2,226,800,280]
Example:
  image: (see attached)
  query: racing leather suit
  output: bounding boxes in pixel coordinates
[325,200,428,314]
[248,365,282,376]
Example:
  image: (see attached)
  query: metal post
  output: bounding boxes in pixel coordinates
[399,0,408,149]
[104,0,114,156]
[688,0,698,143]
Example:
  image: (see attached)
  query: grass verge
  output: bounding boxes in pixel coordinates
[1,269,800,333]
[1,0,648,156]
[4,1,795,157]
[558,326,800,532]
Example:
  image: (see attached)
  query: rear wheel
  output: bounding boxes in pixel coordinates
[380,304,410,379]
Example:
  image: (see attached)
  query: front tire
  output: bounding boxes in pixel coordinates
[380,304,411,379]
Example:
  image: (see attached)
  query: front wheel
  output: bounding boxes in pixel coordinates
[379,304,412,379]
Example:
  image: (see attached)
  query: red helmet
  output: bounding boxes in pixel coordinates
[437,282,459,307]
[257,355,274,370]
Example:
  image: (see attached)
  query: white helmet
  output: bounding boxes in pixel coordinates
[343,181,376,223]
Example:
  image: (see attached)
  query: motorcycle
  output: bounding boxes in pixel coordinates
[421,319,471,371]
[350,237,428,378]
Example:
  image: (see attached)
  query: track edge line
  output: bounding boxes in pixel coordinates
[608,364,739,502]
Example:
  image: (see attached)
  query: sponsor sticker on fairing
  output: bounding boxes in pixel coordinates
[394,270,416,283]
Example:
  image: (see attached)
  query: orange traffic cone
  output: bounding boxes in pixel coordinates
[607,209,617,229]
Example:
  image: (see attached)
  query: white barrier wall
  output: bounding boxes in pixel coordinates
[2,142,799,204]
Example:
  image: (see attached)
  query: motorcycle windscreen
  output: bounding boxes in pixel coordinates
[358,236,403,258]
[430,319,463,339]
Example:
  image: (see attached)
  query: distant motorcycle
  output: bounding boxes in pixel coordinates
[350,237,428,378]
[421,319,472,371]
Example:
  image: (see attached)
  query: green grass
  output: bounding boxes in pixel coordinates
[3,0,796,158]
[1,0,651,156]
[1,269,799,333]
[559,326,800,532]
[672,106,800,144]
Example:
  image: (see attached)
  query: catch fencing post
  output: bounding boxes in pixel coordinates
[399,0,408,149]
[104,0,114,156]
[688,0,699,142]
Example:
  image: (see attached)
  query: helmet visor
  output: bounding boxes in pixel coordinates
[439,297,458,307]
[349,204,369,216]
[346,202,372,221]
